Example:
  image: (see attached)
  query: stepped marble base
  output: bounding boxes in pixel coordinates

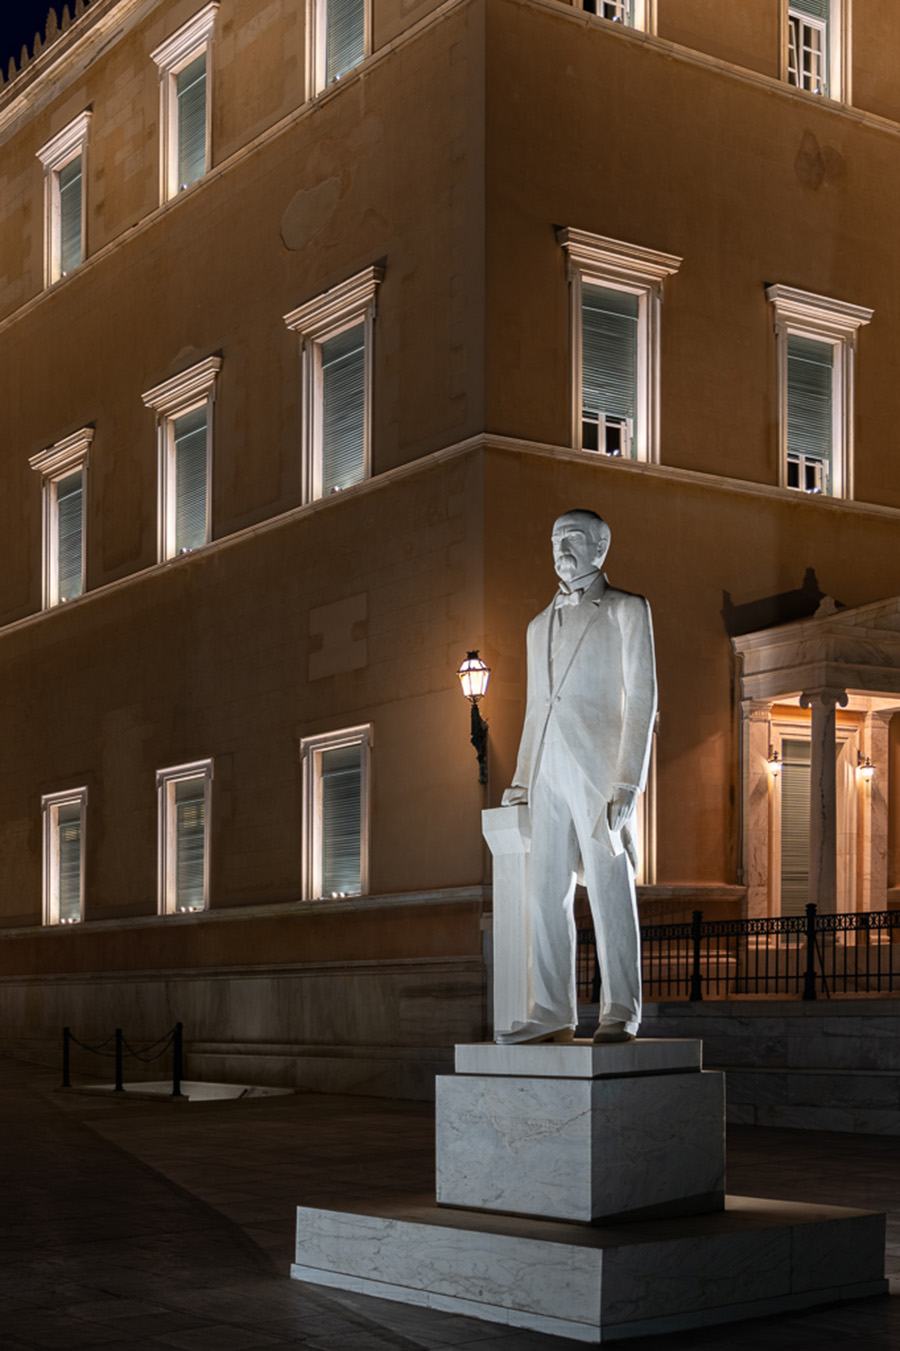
[292,1195,887,1342]
[291,1039,887,1341]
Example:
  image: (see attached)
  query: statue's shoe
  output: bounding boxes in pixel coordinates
[592,1020,636,1044]
[495,1022,574,1046]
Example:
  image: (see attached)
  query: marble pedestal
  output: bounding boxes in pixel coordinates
[436,1041,724,1222]
[292,1039,887,1342]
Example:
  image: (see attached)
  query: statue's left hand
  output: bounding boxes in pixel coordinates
[608,786,638,833]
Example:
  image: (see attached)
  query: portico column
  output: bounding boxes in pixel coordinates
[800,686,848,915]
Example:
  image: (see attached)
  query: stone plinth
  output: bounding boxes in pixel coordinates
[436,1041,724,1223]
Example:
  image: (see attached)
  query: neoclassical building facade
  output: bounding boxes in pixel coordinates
[1,0,900,1091]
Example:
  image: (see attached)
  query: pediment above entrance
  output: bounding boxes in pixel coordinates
[733,595,900,705]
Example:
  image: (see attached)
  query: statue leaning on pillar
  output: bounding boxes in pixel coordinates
[486,509,657,1046]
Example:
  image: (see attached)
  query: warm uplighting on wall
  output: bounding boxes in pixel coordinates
[457,651,491,785]
[767,748,782,776]
[858,752,876,782]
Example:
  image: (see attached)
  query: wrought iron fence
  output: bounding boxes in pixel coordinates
[577,905,900,1003]
[61,1022,184,1096]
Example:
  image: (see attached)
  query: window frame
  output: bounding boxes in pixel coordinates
[29,428,93,610]
[300,725,371,901]
[557,228,681,465]
[41,787,88,926]
[156,759,213,915]
[307,0,373,97]
[36,111,91,286]
[580,0,656,33]
[284,267,384,502]
[151,2,218,203]
[766,284,872,501]
[783,0,851,102]
[142,356,221,561]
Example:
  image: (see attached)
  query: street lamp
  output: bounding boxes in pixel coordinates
[457,651,491,785]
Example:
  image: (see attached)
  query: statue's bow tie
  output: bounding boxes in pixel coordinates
[555,588,583,609]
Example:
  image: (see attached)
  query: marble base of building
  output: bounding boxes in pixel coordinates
[291,1039,887,1341]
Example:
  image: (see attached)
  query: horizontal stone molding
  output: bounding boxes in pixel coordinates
[0,954,484,987]
[0,884,488,941]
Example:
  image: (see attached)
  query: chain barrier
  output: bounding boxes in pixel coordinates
[61,1022,184,1097]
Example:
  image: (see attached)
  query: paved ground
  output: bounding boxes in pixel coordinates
[2,1053,899,1349]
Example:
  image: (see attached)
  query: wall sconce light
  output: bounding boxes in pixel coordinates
[858,751,876,782]
[457,650,491,785]
[767,748,782,776]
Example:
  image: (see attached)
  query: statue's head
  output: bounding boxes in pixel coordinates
[551,510,611,584]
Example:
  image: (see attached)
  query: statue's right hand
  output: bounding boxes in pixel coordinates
[501,785,528,806]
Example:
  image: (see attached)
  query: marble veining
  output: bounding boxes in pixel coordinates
[436,1070,725,1222]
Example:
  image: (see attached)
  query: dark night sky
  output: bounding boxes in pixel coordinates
[0,3,74,77]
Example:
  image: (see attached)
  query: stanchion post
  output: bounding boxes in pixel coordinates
[172,1022,184,1098]
[803,902,818,1001]
[689,909,704,1002]
[62,1026,70,1089]
[114,1027,124,1091]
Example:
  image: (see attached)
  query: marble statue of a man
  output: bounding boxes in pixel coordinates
[497,509,657,1045]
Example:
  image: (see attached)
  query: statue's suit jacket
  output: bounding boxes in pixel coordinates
[510,573,657,838]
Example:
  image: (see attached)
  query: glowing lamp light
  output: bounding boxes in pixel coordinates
[457,651,491,703]
[767,749,782,776]
[457,651,491,785]
[858,752,876,782]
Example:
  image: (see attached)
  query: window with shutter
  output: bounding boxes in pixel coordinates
[786,334,833,494]
[581,284,639,458]
[312,0,368,93]
[581,0,654,28]
[30,427,92,609]
[788,1,829,93]
[58,155,83,275]
[321,324,366,493]
[37,112,91,286]
[176,53,207,190]
[152,4,218,203]
[767,285,871,500]
[301,726,371,900]
[557,228,681,465]
[284,267,383,502]
[326,0,365,84]
[55,469,84,601]
[41,789,87,925]
[157,761,213,914]
[173,406,209,553]
[583,1,633,24]
[320,743,362,896]
[175,778,206,911]
[142,356,220,561]
[785,0,847,101]
[780,738,811,916]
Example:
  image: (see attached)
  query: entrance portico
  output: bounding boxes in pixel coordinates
[734,597,900,918]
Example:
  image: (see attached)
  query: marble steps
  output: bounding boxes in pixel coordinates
[292,1193,887,1343]
[724,1063,900,1134]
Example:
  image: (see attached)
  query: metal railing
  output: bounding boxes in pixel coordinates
[577,905,900,1003]
[61,1022,184,1096]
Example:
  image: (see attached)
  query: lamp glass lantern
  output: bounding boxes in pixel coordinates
[458,651,491,703]
[457,651,491,785]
